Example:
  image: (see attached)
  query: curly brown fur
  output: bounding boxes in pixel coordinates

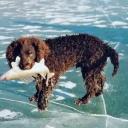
[6,34,119,110]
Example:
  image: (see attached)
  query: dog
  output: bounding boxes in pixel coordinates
[6,34,119,110]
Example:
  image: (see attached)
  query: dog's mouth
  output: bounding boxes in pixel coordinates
[24,65,32,70]
[19,63,34,70]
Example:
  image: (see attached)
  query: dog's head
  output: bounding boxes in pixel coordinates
[6,37,50,70]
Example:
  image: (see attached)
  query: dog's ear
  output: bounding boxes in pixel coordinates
[31,38,50,62]
[6,40,21,68]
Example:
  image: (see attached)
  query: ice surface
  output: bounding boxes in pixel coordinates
[0,109,23,120]
[58,81,76,89]
[0,0,128,127]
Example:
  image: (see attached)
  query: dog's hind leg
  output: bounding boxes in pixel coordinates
[75,64,106,105]
[75,71,96,105]
[95,73,106,96]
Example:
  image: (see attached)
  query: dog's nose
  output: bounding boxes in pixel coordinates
[24,65,31,69]
[19,62,32,70]
[24,63,33,69]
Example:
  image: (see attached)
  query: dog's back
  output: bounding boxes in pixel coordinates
[45,34,119,76]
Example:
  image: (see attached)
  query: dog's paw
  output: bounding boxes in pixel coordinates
[37,97,48,111]
[38,107,48,112]
[37,102,48,111]
[75,98,89,106]
[29,96,38,103]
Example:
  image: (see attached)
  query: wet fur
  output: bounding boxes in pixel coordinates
[6,34,119,110]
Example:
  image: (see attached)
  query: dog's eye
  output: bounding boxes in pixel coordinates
[27,51,33,57]
[28,51,32,54]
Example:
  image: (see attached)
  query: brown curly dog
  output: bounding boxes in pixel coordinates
[6,34,119,110]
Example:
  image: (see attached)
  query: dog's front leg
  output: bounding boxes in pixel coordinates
[29,74,43,102]
[37,74,59,111]
[37,78,54,111]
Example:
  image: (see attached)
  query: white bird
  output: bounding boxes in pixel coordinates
[0,56,54,85]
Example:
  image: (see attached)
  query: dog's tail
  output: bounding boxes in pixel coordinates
[106,45,119,76]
